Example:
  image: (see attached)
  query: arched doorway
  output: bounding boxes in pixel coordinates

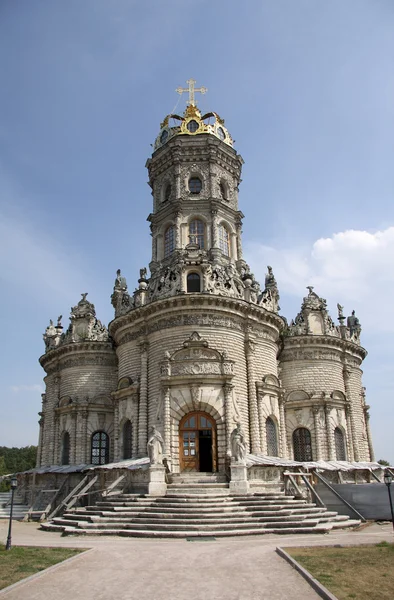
[179,412,217,472]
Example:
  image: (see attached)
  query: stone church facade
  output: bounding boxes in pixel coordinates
[37,93,374,477]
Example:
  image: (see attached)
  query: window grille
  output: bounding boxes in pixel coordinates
[61,432,70,465]
[123,420,133,459]
[91,431,109,465]
[189,177,202,194]
[266,417,278,456]
[164,225,175,257]
[189,219,205,248]
[293,427,313,461]
[334,427,347,461]
[218,224,230,255]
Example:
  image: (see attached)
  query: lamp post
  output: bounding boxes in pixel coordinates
[384,470,394,532]
[5,476,17,551]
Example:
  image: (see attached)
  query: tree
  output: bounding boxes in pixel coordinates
[378,459,390,466]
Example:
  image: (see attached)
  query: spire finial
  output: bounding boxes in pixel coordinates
[176,78,207,106]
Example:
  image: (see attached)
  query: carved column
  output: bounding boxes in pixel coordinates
[345,404,355,462]
[175,163,181,198]
[53,414,60,465]
[36,415,44,467]
[163,386,171,456]
[150,224,157,262]
[113,401,120,461]
[175,211,182,249]
[49,375,60,464]
[312,406,323,461]
[343,367,360,461]
[230,233,237,260]
[258,396,267,454]
[325,403,335,460]
[235,218,243,260]
[211,209,219,248]
[364,408,375,462]
[278,395,288,458]
[138,341,149,456]
[71,413,77,465]
[245,338,261,453]
[223,383,234,456]
[81,409,88,464]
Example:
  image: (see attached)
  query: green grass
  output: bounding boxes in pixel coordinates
[0,545,85,590]
[286,542,394,600]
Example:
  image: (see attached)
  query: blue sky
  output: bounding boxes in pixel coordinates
[1,0,393,462]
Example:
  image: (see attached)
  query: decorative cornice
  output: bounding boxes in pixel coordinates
[281,334,367,361]
[39,341,116,373]
[109,293,285,342]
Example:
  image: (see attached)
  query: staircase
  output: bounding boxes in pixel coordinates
[0,492,29,520]
[41,474,360,537]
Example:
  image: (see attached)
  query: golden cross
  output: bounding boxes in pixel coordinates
[176,79,207,106]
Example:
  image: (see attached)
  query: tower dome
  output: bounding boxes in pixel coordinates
[154,79,233,150]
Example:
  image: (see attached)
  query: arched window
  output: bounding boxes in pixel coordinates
[266,417,278,456]
[218,224,230,256]
[123,420,133,459]
[334,427,347,461]
[293,427,313,462]
[61,432,70,465]
[91,431,109,465]
[189,219,205,248]
[187,272,201,293]
[219,181,227,200]
[164,184,171,202]
[164,225,175,257]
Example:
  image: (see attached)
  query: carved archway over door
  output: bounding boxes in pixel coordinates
[179,411,217,472]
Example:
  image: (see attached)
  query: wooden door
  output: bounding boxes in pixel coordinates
[179,412,217,472]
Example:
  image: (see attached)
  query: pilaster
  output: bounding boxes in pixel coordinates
[278,395,288,459]
[138,341,149,456]
[325,403,335,460]
[312,405,323,461]
[245,337,260,453]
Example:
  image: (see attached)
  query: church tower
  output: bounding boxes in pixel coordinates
[108,80,284,473]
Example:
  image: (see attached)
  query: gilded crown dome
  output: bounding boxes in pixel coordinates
[154,103,234,151]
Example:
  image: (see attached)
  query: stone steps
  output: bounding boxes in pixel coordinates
[0,492,29,520]
[41,487,361,537]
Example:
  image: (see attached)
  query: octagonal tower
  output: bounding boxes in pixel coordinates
[109,94,284,474]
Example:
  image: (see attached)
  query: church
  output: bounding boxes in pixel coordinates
[37,80,375,484]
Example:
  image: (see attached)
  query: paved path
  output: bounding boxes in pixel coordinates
[0,521,393,599]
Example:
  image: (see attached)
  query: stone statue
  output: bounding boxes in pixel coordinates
[114,269,128,290]
[139,267,147,280]
[81,293,88,302]
[230,422,247,463]
[57,315,63,328]
[147,426,164,464]
[306,286,314,294]
[347,310,361,337]
[265,265,276,288]
[337,303,344,319]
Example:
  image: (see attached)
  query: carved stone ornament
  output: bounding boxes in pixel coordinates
[160,332,234,379]
[44,293,110,352]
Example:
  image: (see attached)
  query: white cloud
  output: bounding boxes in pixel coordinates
[10,384,43,394]
[245,226,394,330]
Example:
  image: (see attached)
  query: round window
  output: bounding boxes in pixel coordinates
[189,177,202,194]
[160,130,168,144]
[187,120,199,133]
[217,127,225,141]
